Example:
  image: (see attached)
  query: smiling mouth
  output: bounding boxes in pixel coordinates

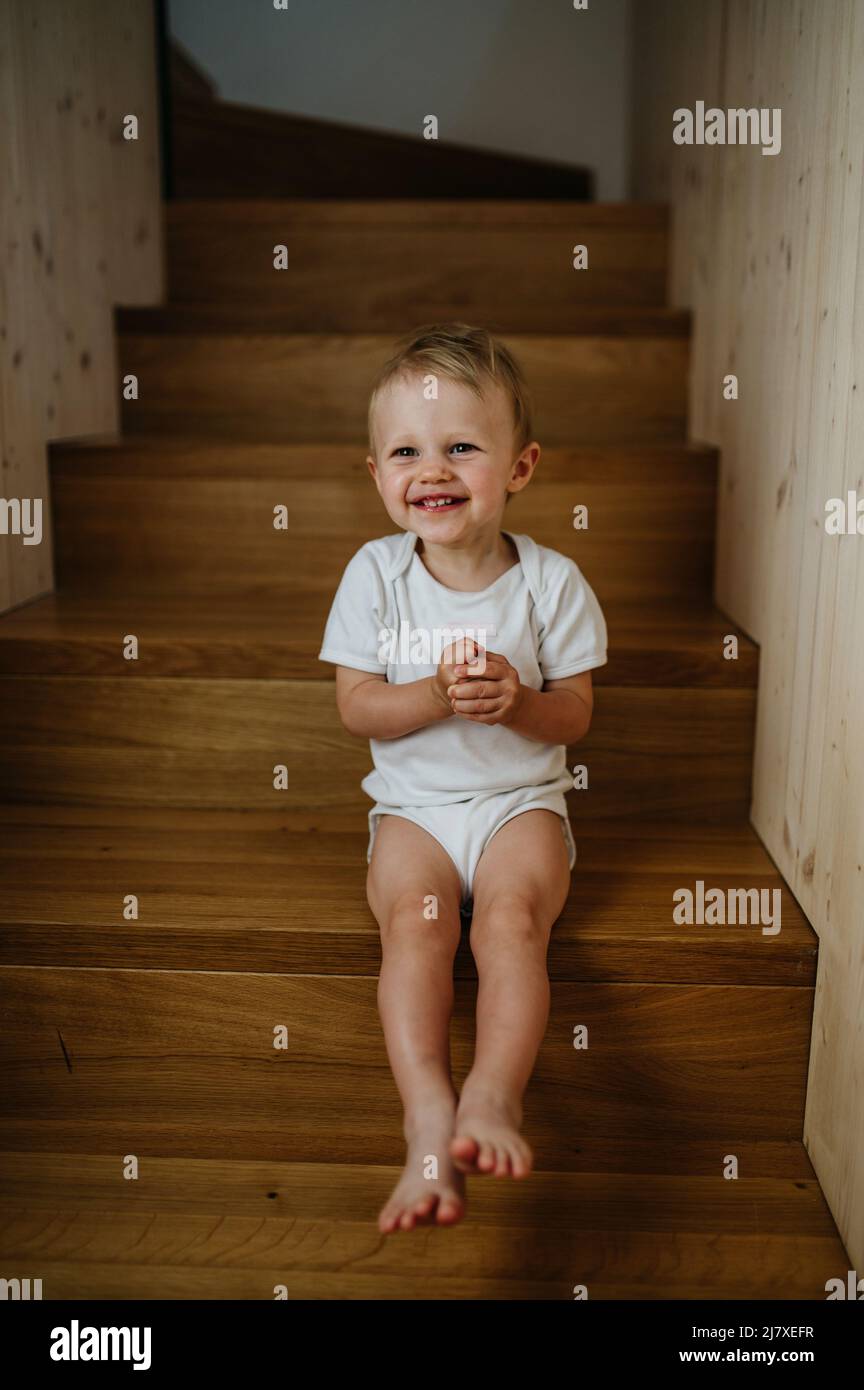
[411,495,468,511]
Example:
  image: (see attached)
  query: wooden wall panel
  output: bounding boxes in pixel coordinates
[0,0,163,615]
[633,0,864,1270]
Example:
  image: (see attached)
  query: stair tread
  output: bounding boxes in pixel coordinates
[0,1151,844,1299]
[117,304,691,336]
[49,437,718,475]
[0,591,757,685]
[165,198,672,227]
[0,809,815,980]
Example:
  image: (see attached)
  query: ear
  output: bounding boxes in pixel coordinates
[507,441,541,495]
[366,453,379,486]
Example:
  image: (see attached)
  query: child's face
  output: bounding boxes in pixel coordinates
[366,371,538,543]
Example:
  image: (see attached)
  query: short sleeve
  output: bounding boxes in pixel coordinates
[318,544,391,674]
[536,555,607,680]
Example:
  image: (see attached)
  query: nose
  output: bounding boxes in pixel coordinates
[416,451,455,480]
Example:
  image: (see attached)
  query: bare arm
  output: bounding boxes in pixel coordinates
[506,672,594,744]
[335,665,451,739]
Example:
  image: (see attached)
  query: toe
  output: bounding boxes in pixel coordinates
[477,1142,496,1172]
[494,1147,511,1177]
[450,1134,480,1170]
[508,1149,526,1178]
[514,1141,533,1177]
[436,1196,464,1226]
[379,1204,402,1233]
[451,1133,478,1157]
[413,1194,437,1223]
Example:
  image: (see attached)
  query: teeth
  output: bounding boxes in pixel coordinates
[419,497,461,507]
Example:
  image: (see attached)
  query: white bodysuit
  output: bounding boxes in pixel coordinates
[318,530,608,907]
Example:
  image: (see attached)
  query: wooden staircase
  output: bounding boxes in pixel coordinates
[167,46,595,201]
[0,200,848,1299]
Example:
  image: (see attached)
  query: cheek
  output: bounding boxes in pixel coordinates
[382,473,409,501]
[466,472,501,506]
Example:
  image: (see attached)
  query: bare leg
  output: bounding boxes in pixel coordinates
[366,814,466,1232]
[451,810,571,1178]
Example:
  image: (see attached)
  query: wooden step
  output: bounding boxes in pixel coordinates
[170,86,594,201]
[0,963,813,1162]
[0,810,815,983]
[0,593,756,815]
[0,1151,845,1299]
[162,201,670,324]
[0,591,757,684]
[0,806,815,1164]
[118,302,690,336]
[116,329,689,445]
[49,440,718,604]
[0,678,755,816]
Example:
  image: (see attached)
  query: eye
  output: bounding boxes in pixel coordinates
[451,442,478,454]
[392,446,417,458]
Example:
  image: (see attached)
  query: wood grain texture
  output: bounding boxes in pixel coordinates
[0,676,755,816]
[0,1152,845,1300]
[118,302,691,336]
[0,0,163,616]
[164,199,669,323]
[0,967,814,1159]
[633,0,864,1272]
[48,440,718,603]
[0,815,816,982]
[0,591,758,685]
[117,331,689,445]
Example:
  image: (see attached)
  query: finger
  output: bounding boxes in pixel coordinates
[453,656,507,678]
[442,639,485,668]
[450,679,515,702]
[475,650,507,665]
[451,697,504,715]
[447,681,496,700]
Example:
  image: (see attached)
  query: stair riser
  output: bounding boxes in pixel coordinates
[165,223,668,323]
[51,469,716,604]
[0,968,812,1161]
[117,335,689,445]
[0,679,755,817]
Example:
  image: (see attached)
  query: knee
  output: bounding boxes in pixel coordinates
[468,895,549,956]
[378,891,461,953]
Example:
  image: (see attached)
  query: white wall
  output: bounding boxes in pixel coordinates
[168,0,632,200]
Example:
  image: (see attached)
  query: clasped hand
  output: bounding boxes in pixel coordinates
[432,638,524,727]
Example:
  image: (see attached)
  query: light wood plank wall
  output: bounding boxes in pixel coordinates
[0,0,163,613]
[633,0,864,1271]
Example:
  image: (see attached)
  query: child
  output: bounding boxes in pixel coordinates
[318,323,607,1233]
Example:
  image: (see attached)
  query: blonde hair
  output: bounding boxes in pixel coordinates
[367,322,533,456]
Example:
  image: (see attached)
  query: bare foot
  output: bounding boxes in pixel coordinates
[379,1111,466,1233]
[450,1080,533,1178]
